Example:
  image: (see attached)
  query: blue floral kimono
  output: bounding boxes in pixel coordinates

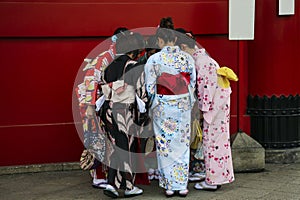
[144,46,196,191]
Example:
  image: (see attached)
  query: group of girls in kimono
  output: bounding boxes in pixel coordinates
[77,17,237,198]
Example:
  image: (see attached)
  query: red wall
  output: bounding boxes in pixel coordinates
[248,0,300,97]
[0,0,241,166]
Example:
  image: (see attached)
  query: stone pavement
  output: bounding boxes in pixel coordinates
[0,163,300,200]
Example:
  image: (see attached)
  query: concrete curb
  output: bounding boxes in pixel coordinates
[0,162,81,175]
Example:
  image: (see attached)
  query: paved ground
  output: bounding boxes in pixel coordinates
[0,163,300,200]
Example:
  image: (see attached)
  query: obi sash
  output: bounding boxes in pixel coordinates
[157,72,190,95]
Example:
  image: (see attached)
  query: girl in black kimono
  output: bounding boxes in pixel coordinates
[101,32,148,198]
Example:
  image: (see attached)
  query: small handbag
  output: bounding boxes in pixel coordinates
[80,149,100,170]
[190,119,204,160]
[190,119,202,149]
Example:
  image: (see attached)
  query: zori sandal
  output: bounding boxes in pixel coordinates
[194,181,221,191]
[178,189,189,197]
[165,190,175,198]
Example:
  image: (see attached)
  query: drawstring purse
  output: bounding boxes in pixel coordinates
[190,119,204,160]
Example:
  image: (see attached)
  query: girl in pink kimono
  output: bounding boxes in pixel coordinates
[176,29,237,190]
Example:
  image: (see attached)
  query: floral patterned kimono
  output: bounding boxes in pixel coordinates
[101,55,149,190]
[76,44,149,185]
[193,48,235,185]
[145,46,196,191]
[75,43,116,180]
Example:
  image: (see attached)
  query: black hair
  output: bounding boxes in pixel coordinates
[159,17,174,29]
[116,32,145,59]
[175,28,196,49]
[156,28,176,43]
[113,27,128,35]
[134,32,145,49]
[175,28,187,34]
[145,35,158,52]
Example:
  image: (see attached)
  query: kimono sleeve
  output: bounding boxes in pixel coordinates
[125,62,148,104]
[196,55,218,113]
[135,70,148,105]
[84,46,115,106]
[188,54,196,89]
[144,55,158,101]
[84,67,98,105]
[134,69,149,115]
[83,55,105,105]
[75,58,98,106]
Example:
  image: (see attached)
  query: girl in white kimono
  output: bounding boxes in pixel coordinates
[144,28,196,197]
[176,29,236,191]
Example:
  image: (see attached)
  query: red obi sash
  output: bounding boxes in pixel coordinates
[157,72,190,95]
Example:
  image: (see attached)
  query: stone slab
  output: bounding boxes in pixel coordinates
[231,132,265,172]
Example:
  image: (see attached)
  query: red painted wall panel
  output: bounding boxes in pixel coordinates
[0,38,100,166]
[0,124,82,166]
[0,38,103,125]
[0,0,242,166]
[0,1,228,37]
[248,0,300,96]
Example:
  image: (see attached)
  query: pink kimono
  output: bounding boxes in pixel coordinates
[193,48,235,185]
